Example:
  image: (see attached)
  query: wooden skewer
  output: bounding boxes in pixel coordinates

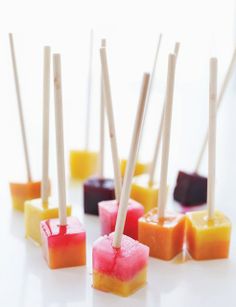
[9,33,32,182]
[158,54,176,218]
[149,43,180,185]
[85,29,94,150]
[145,34,162,110]
[207,58,217,220]
[100,47,122,201]
[195,48,236,173]
[113,73,150,248]
[136,34,162,163]
[99,39,106,178]
[53,54,67,225]
[42,46,51,205]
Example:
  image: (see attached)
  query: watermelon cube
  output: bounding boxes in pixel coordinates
[40,216,86,269]
[98,199,144,240]
[93,232,149,296]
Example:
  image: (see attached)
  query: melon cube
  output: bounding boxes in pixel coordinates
[24,198,72,245]
[186,210,231,260]
[40,216,86,269]
[98,199,144,240]
[138,208,185,260]
[93,233,149,296]
[120,159,150,177]
[70,150,98,180]
[130,174,159,213]
[9,181,41,212]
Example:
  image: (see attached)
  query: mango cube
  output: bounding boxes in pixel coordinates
[138,208,185,260]
[83,177,115,215]
[186,210,231,260]
[93,232,149,297]
[9,181,41,212]
[98,199,144,240]
[130,174,159,213]
[40,216,86,269]
[120,159,150,177]
[70,150,99,180]
[24,198,72,245]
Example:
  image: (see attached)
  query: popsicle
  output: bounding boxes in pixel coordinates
[120,34,162,178]
[40,54,86,269]
[8,33,41,211]
[139,53,186,260]
[70,29,99,180]
[93,70,150,297]
[174,48,236,206]
[131,42,180,213]
[186,58,231,260]
[25,47,71,245]
[98,47,145,239]
[83,39,115,215]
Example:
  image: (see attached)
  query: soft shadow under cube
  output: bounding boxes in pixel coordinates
[40,216,86,269]
[83,177,115,215]
[138,208,186,260]
[173,171,207,206]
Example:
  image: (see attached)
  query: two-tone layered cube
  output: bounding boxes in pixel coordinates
[93,233,149,297]
[70,150,98,180]
[173,171,207,206]
[138,208,185,260]
[40,216,86,269]
[120,159,150,177]
[98,199,144,240]
[130,174,159,213]
[24,198,72,245]
[83,177,115,215]
[9,181,41,212]
[186,210,231,260]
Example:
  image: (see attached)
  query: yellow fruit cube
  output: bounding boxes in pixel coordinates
[130,174,159,213]
[186,210,231,260]
[70,150,99,181]
[120,159,150,177]
[24,198,72,245]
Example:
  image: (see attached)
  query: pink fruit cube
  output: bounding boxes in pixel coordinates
[98,199,144,240]
[40,216,86,269]
[93,232,149,296]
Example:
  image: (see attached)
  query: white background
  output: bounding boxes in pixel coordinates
[0,0,236,306]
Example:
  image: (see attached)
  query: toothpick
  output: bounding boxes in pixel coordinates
[158,54,176,218]
[42,46,51,205]
[53,54,67,225]
[85,29,94,150]
[9,33,32,182]
[136,34,162,162]
[207,58,217,220]
[149,43,180,185]
[99,39,106,178]
[113,73,150,248]
[195,48,236,172]
[100,47,122,201]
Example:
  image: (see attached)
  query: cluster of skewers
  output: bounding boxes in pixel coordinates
[8,31,234,297]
